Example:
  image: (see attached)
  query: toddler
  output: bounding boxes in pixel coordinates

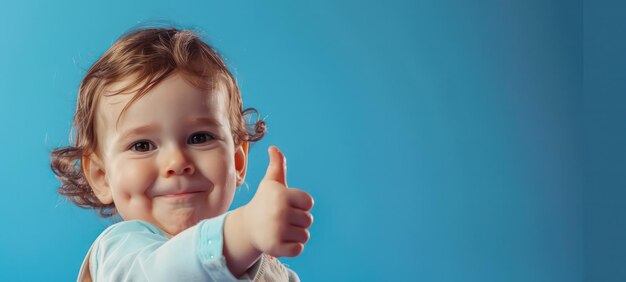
[50,26,314,282]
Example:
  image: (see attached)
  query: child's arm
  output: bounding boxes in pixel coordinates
[90,215,241,281]
[222,146,314,277]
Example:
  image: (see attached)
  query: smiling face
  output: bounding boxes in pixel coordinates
[83,73,248,237]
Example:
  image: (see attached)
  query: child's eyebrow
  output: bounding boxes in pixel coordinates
[189,116,223,127]
[118,124,161,141]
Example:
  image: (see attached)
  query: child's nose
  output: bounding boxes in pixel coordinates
[162,147,195,177]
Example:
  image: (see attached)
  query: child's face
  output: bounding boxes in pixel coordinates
[84,73,247,237]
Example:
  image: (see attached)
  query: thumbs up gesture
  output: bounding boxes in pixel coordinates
[241,146,315,257]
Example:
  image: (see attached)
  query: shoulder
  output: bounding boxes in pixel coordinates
[85,221,168,280]
[91,220,167,255]
[91,220,167,249]
[78,220,166,282]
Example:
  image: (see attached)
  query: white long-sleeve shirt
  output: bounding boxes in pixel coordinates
[77,212,299,282]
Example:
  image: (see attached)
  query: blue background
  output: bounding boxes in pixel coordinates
[585,1,626,281]
[0,0,621,281]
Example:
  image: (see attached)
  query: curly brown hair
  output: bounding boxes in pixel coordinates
[50,26,266,217]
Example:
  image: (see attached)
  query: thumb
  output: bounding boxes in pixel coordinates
[263,146,287,187]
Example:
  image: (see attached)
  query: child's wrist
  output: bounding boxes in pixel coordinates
[223,207,262,277]
[237,205,260,253]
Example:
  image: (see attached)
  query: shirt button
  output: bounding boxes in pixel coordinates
[208,240,212,245]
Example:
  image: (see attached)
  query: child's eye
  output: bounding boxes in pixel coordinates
[130,141,155,152]
[188,132,214,144]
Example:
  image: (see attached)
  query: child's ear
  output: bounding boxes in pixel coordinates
[235,141,249,186]
[82,153,113,204]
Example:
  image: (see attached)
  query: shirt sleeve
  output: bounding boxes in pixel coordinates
[89,212,261,282]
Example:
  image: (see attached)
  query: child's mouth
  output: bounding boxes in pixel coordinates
[162,190,204,197]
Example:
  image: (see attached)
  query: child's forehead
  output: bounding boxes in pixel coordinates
[96,74,229,129]
[100,77,144,107]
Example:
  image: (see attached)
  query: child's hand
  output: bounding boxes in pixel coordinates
[241,146,314,257]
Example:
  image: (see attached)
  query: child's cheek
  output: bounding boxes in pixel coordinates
[197,152,232,185]
[111,158,157,196]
